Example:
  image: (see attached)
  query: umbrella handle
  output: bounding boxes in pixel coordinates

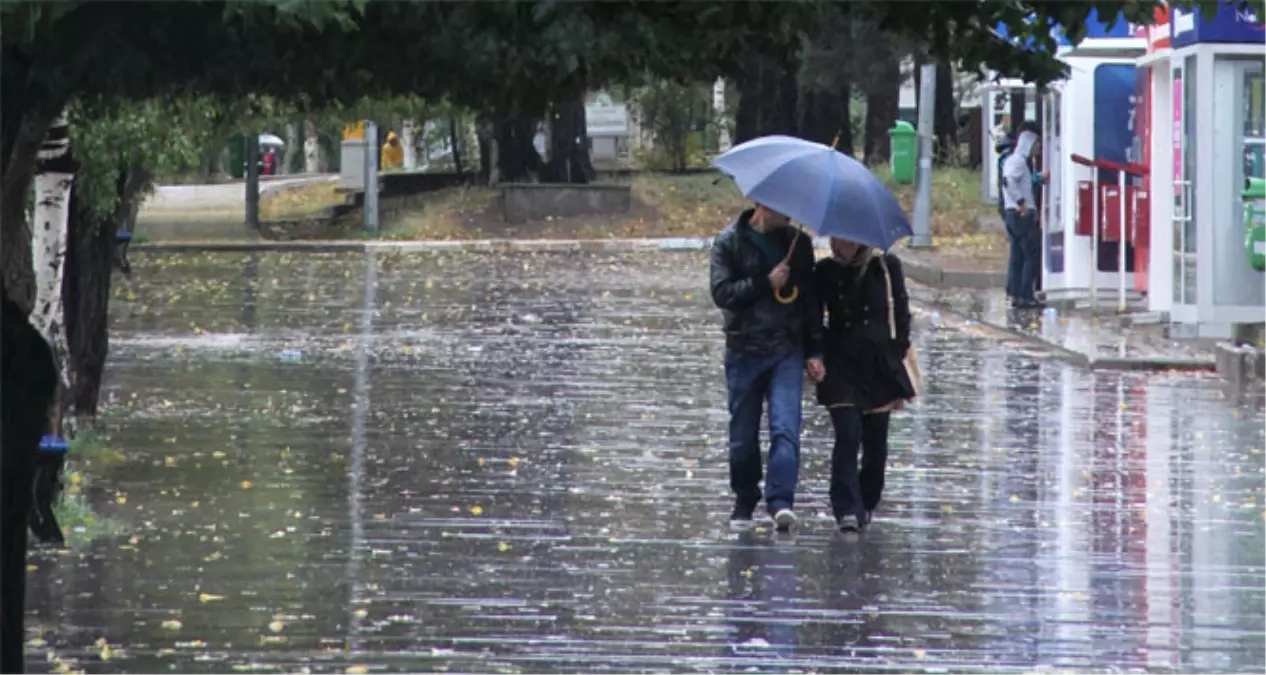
[773,225,803,304]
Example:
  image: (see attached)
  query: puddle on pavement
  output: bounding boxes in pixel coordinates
[24,250,1266,674]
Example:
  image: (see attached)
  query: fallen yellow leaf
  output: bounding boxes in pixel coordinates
[198,592,225,603]
[470,505,483,516]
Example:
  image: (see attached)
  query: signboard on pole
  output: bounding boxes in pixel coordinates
[586,102,629,137]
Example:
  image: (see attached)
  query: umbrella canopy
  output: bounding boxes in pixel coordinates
[713,135,912,251]
[258,133,285,147]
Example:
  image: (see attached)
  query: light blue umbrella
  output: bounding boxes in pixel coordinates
[713,135,913,251]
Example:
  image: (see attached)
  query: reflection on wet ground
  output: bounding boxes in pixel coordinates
[913,284,1218,363]
[26,251,1266,674]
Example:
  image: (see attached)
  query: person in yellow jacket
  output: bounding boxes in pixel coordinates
[380,130,404,170]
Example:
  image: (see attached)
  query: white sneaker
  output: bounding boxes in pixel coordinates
[773,509,797,532]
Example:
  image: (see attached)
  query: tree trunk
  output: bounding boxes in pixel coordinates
[771,55,800,138]
[799,62,851,153]
[735,52,799,142]
[477,118,496,185]
[734,55,761,146]
[62,168,148,419]
[934,58,957,165]
[543,98,594,184]
[303,120,324,173]
[483,115,544,184]
[861,49,901,164]
[3,106,63,315]
[449,117,464,175]
[245,135,260,230]
[401,120,417,171]
[283,122,300,175]
[30,111,74,433]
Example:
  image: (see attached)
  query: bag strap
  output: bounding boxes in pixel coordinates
[876,255,896,341]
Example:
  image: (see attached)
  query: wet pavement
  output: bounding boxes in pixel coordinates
[25,250,1266,674]
[913,285,1219,366]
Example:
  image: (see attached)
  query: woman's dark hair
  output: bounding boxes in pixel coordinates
[1015,119,1040,136]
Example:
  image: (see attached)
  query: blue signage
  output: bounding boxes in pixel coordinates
[993,9,1136,51]
[1171,2,1265,46]
[1093,63,1138,272]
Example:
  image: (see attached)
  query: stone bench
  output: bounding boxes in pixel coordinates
[501,183,632,225]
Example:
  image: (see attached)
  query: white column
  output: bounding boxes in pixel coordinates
[1149,65,1175,314]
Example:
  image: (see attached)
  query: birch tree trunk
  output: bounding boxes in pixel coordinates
[401,120,417,170]
[30,111,74,419]
[303,120,324,174]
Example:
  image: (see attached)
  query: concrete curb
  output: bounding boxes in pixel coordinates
[920,294,1217,372]
[1215,343,1266,384]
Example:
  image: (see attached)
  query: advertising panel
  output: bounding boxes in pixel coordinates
[1171,2,1265,47]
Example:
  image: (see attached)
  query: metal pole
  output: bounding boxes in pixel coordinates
[1090,170,1099,314]
[911,62,936,248]
[363,121,379,233]
[244,132,260,231]
[1118,172,1128,313]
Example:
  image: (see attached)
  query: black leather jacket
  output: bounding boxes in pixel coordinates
[709,210,822,357]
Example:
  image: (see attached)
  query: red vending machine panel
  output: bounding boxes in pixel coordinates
[1101,185,1122,243]
[1076,181,1098,237]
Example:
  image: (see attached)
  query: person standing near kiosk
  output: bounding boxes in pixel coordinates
[1003,121,1046,308]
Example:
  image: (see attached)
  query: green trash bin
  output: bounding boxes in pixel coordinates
[1245,178,1265,272]
[888,121,917,185]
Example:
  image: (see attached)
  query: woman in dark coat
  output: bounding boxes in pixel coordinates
[813,237,915,532]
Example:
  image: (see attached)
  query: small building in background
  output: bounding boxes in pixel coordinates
[585,92,630,164]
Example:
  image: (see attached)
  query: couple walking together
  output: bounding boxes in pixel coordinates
[710,203,915,534]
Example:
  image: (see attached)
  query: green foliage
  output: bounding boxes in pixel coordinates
[70,97,220,221]
[53,493,128,543]
[634,80,715,173]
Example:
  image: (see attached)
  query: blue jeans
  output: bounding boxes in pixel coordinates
[1005,209,1041,302]
[724,347,804,515]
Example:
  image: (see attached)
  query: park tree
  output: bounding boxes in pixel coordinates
[634,80,716,173]
[61,95,225,420]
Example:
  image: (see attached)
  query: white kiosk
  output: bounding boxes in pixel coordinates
[1038,16,1148,308]
[1160,3,1264,338]
[979,80,1037,205]
[1133,10,1174,311]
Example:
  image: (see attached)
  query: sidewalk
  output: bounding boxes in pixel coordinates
[912,284,1218,371]
[128,234,1227,374]
[136,175,335,242]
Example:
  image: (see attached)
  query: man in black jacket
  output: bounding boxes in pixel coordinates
[2,281,59,674]
[710,204,824,532]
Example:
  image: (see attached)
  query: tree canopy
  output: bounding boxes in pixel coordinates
[6,0,1255,305]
